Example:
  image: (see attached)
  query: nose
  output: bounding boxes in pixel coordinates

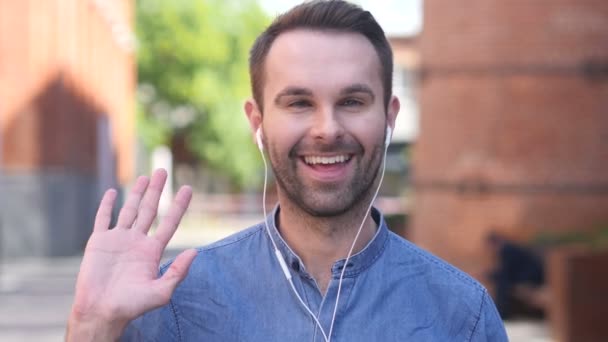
[309,104,344,143]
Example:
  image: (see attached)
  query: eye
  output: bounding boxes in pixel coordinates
[340,98,364,107]
[288,99,312,108]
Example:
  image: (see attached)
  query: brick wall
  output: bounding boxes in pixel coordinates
[413,0,608,283]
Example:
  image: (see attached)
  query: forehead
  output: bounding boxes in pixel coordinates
[263,29,382,99]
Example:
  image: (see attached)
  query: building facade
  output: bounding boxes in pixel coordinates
[413,0,608,284]
[0,0,135,257]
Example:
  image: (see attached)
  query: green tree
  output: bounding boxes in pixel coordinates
[136,0,269,189]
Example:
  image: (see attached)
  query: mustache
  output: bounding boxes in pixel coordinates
[288,139,363,158]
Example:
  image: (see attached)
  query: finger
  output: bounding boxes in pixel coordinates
[133,169,167,234]
[93,189,117,232]
[152,249,198,305]
[115,176,150,229]
[153,185,192,247]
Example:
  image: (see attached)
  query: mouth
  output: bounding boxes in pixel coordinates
[303,154,352,165]
[299,154,354,182]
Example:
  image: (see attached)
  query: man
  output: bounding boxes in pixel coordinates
[67,1,508,341]
[487,231,546,318]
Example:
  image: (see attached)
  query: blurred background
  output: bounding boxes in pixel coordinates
[0,0,607,341]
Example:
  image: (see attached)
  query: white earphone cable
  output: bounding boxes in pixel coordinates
[258,127,390,342]
[260,149,330,342]
[326,141,389,342]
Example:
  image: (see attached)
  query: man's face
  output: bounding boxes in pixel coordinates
[251,30,398,217]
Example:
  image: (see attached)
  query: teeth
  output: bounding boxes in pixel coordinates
[304,155,349,165]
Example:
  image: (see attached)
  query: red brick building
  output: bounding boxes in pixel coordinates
[413,0,608,284]
[0,0,135,257]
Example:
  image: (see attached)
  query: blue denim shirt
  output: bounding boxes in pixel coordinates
[122,207,507,341]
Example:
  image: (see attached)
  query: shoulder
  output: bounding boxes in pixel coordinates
[382,232,507,340]
[197,223,265,253]
[386,231,486,294]
[383,232,489,318]
[160,223,266,275]
[384,232,507,340]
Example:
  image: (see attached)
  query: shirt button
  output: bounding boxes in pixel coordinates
[291,261,300,272]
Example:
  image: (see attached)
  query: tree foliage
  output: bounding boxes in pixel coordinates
[135,0,269,188]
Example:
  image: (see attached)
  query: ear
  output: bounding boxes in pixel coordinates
[387,95,400,132]
[244,98,263,145]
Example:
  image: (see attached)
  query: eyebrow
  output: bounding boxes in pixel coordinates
[273,83,376,105]
[274,87,313,105]
[340,84,375,102]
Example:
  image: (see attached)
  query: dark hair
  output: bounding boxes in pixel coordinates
[249,0,393,111]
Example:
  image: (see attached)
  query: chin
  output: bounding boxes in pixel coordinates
[297,195,357,218]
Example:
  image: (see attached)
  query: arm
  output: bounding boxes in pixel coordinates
[65,169,197,342]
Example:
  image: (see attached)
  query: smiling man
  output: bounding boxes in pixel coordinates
[66,1,508,341]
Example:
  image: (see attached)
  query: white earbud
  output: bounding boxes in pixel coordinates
[385,126,392,148]
[256,128,264,151]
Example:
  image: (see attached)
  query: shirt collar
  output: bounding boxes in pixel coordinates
[264,205,389,278]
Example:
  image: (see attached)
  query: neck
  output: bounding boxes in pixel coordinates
[276,194,378,294]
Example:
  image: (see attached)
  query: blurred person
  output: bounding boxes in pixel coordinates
[66,1,507,341]
[487,231,546,319]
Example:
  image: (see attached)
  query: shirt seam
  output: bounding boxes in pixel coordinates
[338,275,358,321]
[158,264,184,341]
[288,276,319,342]
[468,290,486,341]
[169,298,183,342]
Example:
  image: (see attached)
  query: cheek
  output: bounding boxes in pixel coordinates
[266,119,306,152]
[343,117,385,149]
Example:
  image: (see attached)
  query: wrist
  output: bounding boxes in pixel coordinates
[66,310,127,342]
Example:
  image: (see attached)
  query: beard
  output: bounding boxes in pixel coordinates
[267,137,384,218]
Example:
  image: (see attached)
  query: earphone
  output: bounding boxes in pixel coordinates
[385,126,392,148]
[256,128,264,151]
[256,125,392,342]
[256,126,330,341]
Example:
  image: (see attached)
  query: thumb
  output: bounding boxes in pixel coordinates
[153,249,198,304]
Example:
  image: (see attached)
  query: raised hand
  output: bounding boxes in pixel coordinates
[66,169,197,341]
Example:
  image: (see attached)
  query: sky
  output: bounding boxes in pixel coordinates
[259,0,423,37]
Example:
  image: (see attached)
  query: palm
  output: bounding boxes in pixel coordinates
[70,169,196,329]
[76,230,164,319]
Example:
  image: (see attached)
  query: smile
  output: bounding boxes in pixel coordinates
[303,155,352,165]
